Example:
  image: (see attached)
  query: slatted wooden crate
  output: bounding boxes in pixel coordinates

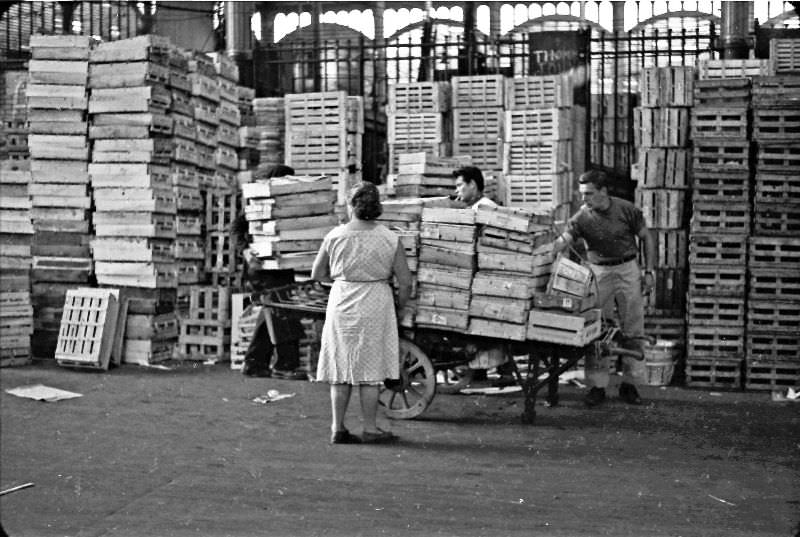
[692,171,750,203]
[688,296,746,326]
[92,138,173,164]
[697,59,771,80]
[591,141,631,173]
[177,319,231,362]
[94,262,177,289]
[505,74,571,110]
[503,173,571,207]
[55,288,120,370]
[505,108,571,141]
[755,172,800,204]
[753,108,800,141]
[745,359,800,391]
[205,232,237,273]
[693,77,751,106]
[187,285,230,321]
[452,138,502,170]
[770,38,800,74]
[690,202,750,235]
[643,268,687,316]
[640,66,694,106]
[689,234,748,266]
[689,264,747,297]
[747,300,800,333]
[636,189,685,229]
[90,34,170,64]
[748,237,800,268]
[693,140,751,171]
[89,85,171,114]
[388,113,448,145]
[504,141,571,175]
[645,229,687,268]
[451,75,504,108]
[756,143,800,171]
[388,82,450,113]
[751,75,800,108]
[285,91,347,131]
[29,34,92,60]
[748,269,800,301]
[746,332,800,362]
[635,107,690,148]
[685,357,742,389]
[687,326,745,357]
[453,108,504,139]
[527,308,602,347]
[644,314,686,343]
[690,107,749,139]
[754,202,800,236]
[415,305,469,331]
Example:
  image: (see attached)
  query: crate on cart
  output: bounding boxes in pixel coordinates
[452,138,503,171]
[55,288,121,370]
[526,308,601,346]
[688,296,746,326]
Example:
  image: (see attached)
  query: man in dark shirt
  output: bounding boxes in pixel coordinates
[553,169,655,407]
[233,164,306,379]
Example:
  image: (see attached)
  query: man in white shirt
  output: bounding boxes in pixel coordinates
[453,166,497,210]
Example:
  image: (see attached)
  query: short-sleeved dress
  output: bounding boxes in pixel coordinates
[316,224,400,384]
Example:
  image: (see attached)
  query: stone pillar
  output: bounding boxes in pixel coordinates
[225,1,255,85]
[373,1,387,103]
[488,1,501,38]
[720,0,752,59]
[612,0,625,32]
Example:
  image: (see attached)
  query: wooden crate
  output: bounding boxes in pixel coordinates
[751,75,800,108]
[697,59,771,80]
[205,232,237,273]
[770,38,800,74]
[30,34,91,60]
[688,296,746,326]
[55,288,120,370]
[92,138,173,165]
[504,141,571,175]
[748,269,800,301]
[644,268,687,316]
[505,108,571,141]
[90,34,170,64]
[748,236,800,268]
[285,91,347,132]
[747,300,800,333]
[690,107,749,139]
[689,264,747,297]
[91,237,173,263]
[388,113,448,145]
[503,172,572,207]
[451,75,504,108]
[635,107,690,148]
[547,255,592,298]
[692,171,750,203]
[688,234,748,267]
[637,189,686,229]
[470,271,536,299]
[640,66,694,106]
[94,211,175,239]
[453,108,504,139]
[693,77,751,106]
[646,229,687,268]
[469,294,532,325]
[468,317,527,342]
[745,359,800,391]
[753,108,800,141]
[388,82,450,113]
[505,75,571,110]
[756,143,800,172]
[415,305,469,331]
[687,325,745,357]
[754,201,800,236]
[690,202,750,235]
[94,262,178,289]
[527,308,602,347]
[644,314,685,343]
[746,332,800,362]
[692,140,751,171]
[685,357,742,389]
[89,85,170,114]
[754,172,800,204]
[185,285,230,322]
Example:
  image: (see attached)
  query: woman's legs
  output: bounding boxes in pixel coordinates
[330,384,352,433]
[359,384,380,433]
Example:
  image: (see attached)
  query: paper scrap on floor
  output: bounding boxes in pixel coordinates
[460,386,523,395]
[6,384,83,402]
[253,390,296,404]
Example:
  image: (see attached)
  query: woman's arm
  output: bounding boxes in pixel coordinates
[311,245,332,282]
[392,242,412,309]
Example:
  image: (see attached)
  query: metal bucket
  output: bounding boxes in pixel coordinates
[643,339,681,386]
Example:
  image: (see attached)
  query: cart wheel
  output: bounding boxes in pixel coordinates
[435,365,475,395]
[379,339,436,420]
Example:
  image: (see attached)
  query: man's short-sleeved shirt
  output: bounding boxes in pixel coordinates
[471,196,497,211]
[565,196,645,263]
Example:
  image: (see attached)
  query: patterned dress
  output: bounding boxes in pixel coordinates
[316,224,400,384]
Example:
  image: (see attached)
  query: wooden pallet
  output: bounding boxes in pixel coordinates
[748,236,800,268]
[682,256,726,298]
[745,359,800,391]
[687,325,745,357]
[692,171,750,203]
[688,296,745,326]
[690,202,750,235]
[388,81,450,113]
[697,58,771,80]
[186,286,230,322]
[693,77,751,106]
[770,38,800,74]
[748,269,800,301]
[747,300,800,333]
[205,232,237,273]
[451,75,504,108]
[55,288,120,370]
[752,108,800,141]
[637,189,686,229]
[754,202,800,236]
[690,107,749,139]
[746,332,800,362]
[692,140,751,171]
[688,234,748,266]
[685,357,742,389]
[756,143,800,172]
[590,142,631,174]
[505,108,571,141]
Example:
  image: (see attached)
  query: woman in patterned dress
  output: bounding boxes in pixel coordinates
[311,182,412,444]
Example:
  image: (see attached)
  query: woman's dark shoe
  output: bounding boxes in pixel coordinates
[619,383,643,405]
[361,429,397,444]
[331,429,361,444]
[583,387,606,407]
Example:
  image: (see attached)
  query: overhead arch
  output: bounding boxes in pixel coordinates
[386,18,488,43]
[629,10,720,33]
[505,14,609,35]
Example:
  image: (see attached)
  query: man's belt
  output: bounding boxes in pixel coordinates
[590,253,637,266]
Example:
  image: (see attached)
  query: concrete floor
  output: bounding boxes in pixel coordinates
[0,360,798,537]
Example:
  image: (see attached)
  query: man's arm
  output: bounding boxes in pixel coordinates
[637,226,656,293]
[552,231,574,256]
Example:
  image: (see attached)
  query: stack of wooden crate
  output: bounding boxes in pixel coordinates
[451,75,504,176]
[393,152,470,198]
[746,71,800,390]
[0,164,34,367]
[26,34,94,358]
[1,66,28,165]
[242,173,337,276]
[591,92,634,175]
[167,45,205,291]
[177,286,230,363]
[685,72,751,389]
[378,198,423,326]
[236,86,258,171]
[88,35,179,366]
[285,91,363,204]
[468,205,554,341]
[503,74,575,214]
[769,38,800,75]
[633,67,693,361]
[252,97,284,170]
[186,51,218,186]
[415,208,476,332]
[387,82,451,175]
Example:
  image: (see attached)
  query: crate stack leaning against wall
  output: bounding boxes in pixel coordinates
[387,82,451,176]
[633,67,692,358]
[504,74,575,219]
[591,92,634,177]
[451,75,504,186]
[685,67,754,389]
[469,205,555,344]
[167,45,205,300]
[1,69,33,367]
[285,91,362,206]
[87,35,179,367]
[746,52,800,391]
[26,35,93,358]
